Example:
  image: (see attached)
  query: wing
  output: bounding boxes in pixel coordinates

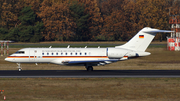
[62,59,119,66]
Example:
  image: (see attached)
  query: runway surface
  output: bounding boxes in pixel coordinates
[0,70,180,78]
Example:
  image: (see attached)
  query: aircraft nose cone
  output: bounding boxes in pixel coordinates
[5,57,8,61]
[5,57,11,62]
[5,56,15,62]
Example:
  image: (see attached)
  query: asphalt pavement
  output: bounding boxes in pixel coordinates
[0,70,180,78]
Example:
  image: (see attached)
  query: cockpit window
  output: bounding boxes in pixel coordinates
[15,51,25,54]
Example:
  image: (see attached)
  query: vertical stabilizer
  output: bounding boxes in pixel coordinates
[115,27,173,51]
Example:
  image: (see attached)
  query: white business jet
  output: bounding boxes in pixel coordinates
[5,27,173,71]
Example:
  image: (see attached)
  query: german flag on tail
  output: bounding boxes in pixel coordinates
[139,35,144,38]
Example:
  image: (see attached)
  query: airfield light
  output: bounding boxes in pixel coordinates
[1,42,3,56]
[4,96,6,100]
[0,41,12,56]
[4,42,6,56]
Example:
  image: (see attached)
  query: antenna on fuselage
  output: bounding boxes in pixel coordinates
[98,46,100,48]
[49,46,52,48]
[85,46,87,48]
[67,45,70,48]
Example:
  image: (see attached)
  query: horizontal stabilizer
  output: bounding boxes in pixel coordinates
[143,30,174,33]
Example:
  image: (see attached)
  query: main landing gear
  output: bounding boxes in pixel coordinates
[17,63,22,72]
[86,66,93,71]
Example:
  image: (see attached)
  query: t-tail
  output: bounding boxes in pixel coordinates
[115,27,173,52]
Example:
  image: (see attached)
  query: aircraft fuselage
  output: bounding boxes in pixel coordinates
[5,47,131,65]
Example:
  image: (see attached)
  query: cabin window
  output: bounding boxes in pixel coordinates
[61,53,63,55]
[42,53,44,55]
[65,53,67,55]
[85,53,87,55]
[56,53,58,55]
[80,53,82,55]
[75,53,77,55]
[71,53,72,55]
[52,53,54,55]
[47,53,49,55]
[15,51,25,54]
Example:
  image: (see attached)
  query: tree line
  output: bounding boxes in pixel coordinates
[0,0,179,42]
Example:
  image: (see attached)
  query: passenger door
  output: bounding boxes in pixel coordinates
[29,50,35,62]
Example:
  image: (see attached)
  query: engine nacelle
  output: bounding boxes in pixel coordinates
[107,48,151,59]
[107,48,129,58]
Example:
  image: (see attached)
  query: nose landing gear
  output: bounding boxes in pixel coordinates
[18,68,22,71]
[17,63,22,72]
